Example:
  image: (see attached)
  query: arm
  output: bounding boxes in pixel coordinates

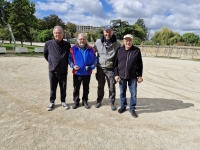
[114,49,120,82]
[44,42,48,61]
[137,49,143,83]
[86,48,97,70]
[68,48,75,68]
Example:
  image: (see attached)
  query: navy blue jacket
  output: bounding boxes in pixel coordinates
[114,45,143,79]
[44,39,71,73]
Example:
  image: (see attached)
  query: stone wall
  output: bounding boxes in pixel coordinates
[138,46,200,60]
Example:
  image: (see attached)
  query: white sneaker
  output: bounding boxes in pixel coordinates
[47,103,55,111]
[61,102,69,110]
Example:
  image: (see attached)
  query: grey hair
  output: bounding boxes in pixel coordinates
[53,26,64,34]
[77,33,88,43]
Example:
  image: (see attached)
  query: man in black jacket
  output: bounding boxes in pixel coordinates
[44,26,71,111]
[114,34,143,117]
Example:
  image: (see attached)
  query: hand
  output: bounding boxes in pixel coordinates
[74,65,80,70]
[137,76,143,83]
[115,76,121,82]
[85,66,92,71]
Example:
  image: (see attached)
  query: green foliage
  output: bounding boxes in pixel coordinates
[111,19,132,40]
[197,40,200,46]
[37,19,48,30]
[36,29,53,42]
[0,0,11,26]
[143,40,155,45]
[182,33,199,45]
[135,18,148,40]
[94,28,103,39]
[91,34,96,42]
[132,24,145,41]
[8,0,37,47]
[87,33,91,42]
[43,14,65,29]
[0,27,9,39]
[65,22,76,38]
[151,27,181,45]
[111,19,146,41]
[133,37,141,45]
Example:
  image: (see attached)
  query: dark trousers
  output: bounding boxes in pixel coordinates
[73,74,91,103]
[96,67,116,104]
[49,71,67,103]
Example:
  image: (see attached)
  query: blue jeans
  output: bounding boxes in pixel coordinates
[119,78,137,110]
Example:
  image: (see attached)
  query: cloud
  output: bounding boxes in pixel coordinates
[35,0,200,37]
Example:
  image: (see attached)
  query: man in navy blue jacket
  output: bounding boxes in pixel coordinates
[44,26,71,111]
[114,34,143,117]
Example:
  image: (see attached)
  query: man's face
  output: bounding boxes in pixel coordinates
[103,29,113,40]
[78,35,87,48]
[53,28,63,42]
[124,37,133,50]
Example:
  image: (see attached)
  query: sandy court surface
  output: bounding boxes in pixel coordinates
[0,56,200,150]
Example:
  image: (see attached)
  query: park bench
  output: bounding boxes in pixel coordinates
[15,47,28,53]
[0,47,6,53]
[34,47,44,53]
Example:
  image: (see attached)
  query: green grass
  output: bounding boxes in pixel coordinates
[0,43,43,52]
[0,43,44,56]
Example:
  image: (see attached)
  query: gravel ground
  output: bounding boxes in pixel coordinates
[0,56,200,150]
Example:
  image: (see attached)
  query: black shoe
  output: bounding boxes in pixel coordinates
[82,101,89,109]
[72,103,79,109]
[95,102,101,108]
[129,110,138,118]
[47,103,55,111]
[110,103,116,111]
[118,107,126,114]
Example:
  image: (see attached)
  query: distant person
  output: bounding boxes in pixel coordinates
[94,25,121,110]
[114,34,143,118]
[44,26,71,111]
[68,33,97,109]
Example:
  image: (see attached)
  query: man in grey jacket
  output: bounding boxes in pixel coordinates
[94,25,121,110]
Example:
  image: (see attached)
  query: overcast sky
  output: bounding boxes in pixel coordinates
[33,0,200,37]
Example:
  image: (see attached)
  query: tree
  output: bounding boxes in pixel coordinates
[87,33,91,42]
[0,27,9,41]
[94,28,103,39]
[8,0,37,47]
[36,29,53,42]
[37,19,48,30]
[43,14,65,30]
[151,27,179,45]
[65,22,76,38]
[182,33,199,46]
[135,18,148,40]
[110,19,132,40]
[132,24,145,41]
[0,0,11,26]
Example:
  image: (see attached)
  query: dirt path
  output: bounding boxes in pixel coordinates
[0,56,200,150]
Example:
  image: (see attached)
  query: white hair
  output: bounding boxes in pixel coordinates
[77,33,87,43]
[53,26,64,34]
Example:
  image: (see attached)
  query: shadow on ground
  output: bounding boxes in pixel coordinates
[90,98,194,114]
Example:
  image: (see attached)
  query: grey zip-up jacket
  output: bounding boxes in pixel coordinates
[94,34,121,69]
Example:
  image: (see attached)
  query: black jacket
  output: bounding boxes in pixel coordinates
[44,39,71,73]
[114,45,143,79]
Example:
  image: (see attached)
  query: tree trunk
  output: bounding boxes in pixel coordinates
[21,41,23,47]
